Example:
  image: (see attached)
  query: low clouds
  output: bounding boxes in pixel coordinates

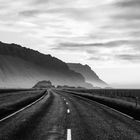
[116,0,140,8]
[19,10,41,17]
[52,39,140,64]
[117,54,140,62]
[56,39,140,49]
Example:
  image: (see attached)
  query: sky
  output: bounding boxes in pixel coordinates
[0,0,140,88]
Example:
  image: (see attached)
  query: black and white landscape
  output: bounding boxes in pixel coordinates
[0,41,140,140]
[0,0,140,139]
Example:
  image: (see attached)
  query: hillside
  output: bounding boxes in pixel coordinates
[0,41,92,88]
[68,63,107,88]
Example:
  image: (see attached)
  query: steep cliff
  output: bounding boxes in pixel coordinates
[68,63,107,88]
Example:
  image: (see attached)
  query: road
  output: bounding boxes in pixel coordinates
[0,89,140,140]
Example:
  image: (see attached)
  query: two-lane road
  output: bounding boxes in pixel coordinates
[0,89,140,140]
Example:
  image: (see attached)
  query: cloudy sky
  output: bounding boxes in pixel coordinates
[0,0,140,88]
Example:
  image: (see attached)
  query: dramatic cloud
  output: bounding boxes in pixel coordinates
[0,0,140,63]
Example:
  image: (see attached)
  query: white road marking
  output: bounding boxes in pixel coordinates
[67,109,70,114]
[67,129,71,140]
[0,92,46,122]
[135,120,140,123]
[66,102,68,105]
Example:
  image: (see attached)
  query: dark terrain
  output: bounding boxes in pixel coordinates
[0,88,140,140]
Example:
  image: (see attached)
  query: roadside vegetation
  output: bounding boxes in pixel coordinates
[0,89,46,120]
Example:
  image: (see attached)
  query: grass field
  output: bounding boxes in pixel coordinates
[65,88,140,104]
[0,89,46,120]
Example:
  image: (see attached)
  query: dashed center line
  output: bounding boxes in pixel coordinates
[61,97,71,139]
[67,109,70,114]
[67,129,71,140]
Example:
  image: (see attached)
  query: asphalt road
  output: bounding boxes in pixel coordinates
[0,89,140,140]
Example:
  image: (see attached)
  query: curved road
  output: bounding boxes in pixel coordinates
[0,89,140,140]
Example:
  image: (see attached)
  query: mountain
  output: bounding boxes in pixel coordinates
[0,41,92,88]
[67,63,108,88]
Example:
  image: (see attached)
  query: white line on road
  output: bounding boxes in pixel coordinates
[0,92,47,122]
[67,129,71,140]
[66,102,68,105]
[67,109,70,114]
[135,120,140,123]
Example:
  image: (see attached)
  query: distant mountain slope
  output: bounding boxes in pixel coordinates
[0,41,92,88]
[67,63,108,88]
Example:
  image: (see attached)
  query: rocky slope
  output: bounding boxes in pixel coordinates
[0,41,92,88]
[68,63,107,88]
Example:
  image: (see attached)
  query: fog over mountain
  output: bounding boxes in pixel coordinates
[0,41,93,88]
[68,63,107,88]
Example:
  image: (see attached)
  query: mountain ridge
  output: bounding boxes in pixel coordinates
[0,41,92,88]
[67,63,108,88]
